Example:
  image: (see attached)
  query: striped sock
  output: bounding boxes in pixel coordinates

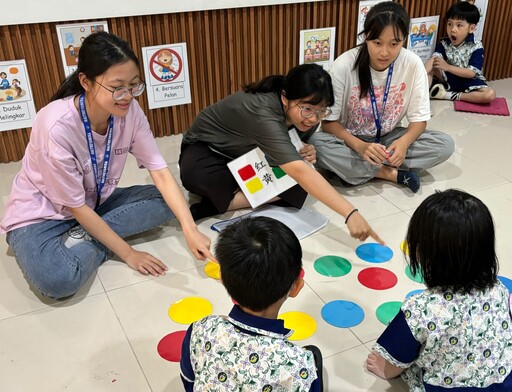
[450,92,462,101]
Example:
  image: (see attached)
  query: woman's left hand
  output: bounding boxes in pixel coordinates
[386,139,408,167]
[184,227,214,261]
[300,143,317,164]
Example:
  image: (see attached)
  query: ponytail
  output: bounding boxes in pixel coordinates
[51,70,84,101]
[244,75,285,95]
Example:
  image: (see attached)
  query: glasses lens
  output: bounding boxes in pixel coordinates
[318,108,332,119]
[300,106,315,119]
[131,82,145,97]
[112,87,129,101]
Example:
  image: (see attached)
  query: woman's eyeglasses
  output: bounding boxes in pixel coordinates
[297,104,332,120]
[93,79,146,101]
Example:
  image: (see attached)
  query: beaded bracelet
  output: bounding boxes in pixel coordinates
[345,208,359,224]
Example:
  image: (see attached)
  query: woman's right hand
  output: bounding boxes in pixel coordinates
[360,142,388,166]
[346,211,384,244]
[123,248,169,277]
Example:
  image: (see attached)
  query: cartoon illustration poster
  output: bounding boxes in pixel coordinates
[56,22,109,77]
[464,0,488,41]
[0,60,37,132]
[141,43,192,109]
[227,129,309,208]
[299,27,336,70]
[407,16,440,63]
[357,0,388,44]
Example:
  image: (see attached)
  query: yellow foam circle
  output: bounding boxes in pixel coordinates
[168,297,213,324]
[204,261,221,280]
[279,311,317,341]
[400,240,409,255]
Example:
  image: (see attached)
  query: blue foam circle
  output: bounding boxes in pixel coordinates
[356,243,393,263]
[498,276,512,293]
[321,300,365,328]
[405,289,424,298]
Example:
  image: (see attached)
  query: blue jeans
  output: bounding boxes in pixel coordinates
[6,185,174,299]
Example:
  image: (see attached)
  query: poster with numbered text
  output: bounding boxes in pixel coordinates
[0,60,37,132]
[141,43,192,109]
[56,21,109,77]
[407,16,439,63]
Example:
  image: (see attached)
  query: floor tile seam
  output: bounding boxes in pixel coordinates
[100,263,207,294]
[0,290,107,323]
[104,290,154,391]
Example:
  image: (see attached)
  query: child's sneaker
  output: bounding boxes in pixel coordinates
[430,84,448,99]
[430,84,461,101]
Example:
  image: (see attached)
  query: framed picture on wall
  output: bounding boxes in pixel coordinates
[299,27,336,70]
[55,21,109,77]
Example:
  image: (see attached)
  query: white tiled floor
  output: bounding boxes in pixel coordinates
[0,79,511,391]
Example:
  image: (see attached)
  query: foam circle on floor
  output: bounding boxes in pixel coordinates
[376,301,402,325]
[204,261,221,280]
[314,255,352,277]
[356,243,393,263]
[168,297,213,324]
[279,311,317,340]
[400,240,409,255]
[321,300,365,328]
[498,276,512,293]
[405,265,424,283]
[157,330,187,362]
[406,289,425,298]
[358,267,398,290]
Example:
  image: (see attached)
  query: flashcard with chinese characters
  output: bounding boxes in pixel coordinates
[227,148,297,208]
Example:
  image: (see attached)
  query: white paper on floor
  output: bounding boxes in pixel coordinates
[211,205,328,240]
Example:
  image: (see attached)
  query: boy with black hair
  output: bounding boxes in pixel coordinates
[180,216,322,391]
[426,1,495,103]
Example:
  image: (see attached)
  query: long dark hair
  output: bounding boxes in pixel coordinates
[51,32,139,101]
[406,189,498,294]
[355,1,409,98]
[243,63,334,107]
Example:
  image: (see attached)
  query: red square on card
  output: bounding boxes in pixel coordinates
[238,164,256,181]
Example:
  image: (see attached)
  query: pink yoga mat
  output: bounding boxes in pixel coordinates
[454,97,510,116]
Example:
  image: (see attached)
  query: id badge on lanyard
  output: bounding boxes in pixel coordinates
[78,93,114,209]
[368,62,394,143]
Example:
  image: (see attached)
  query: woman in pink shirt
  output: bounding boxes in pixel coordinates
[0,32,213,299]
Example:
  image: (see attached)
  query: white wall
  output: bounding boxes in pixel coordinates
[1,0,325,26]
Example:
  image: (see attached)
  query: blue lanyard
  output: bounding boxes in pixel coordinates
[368,62,394,143]
[78,93,114,209]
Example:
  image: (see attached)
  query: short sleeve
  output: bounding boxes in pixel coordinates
[467,44,484,75]
[374,310,421,367]
[180,324,195,391]
[127,102,167,171]
[326,54,349,121]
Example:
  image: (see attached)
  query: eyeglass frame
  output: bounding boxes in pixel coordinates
[92,79,146,101]
[296,103,332,120]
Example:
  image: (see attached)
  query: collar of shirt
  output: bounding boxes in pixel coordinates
[228,305,292,338]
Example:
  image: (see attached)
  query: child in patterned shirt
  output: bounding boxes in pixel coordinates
[426,1,495,103]
[366,189,512,391]
[180,216,322,391]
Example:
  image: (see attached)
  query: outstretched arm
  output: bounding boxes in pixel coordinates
[149,168,214,261]
[280,159,384,244]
